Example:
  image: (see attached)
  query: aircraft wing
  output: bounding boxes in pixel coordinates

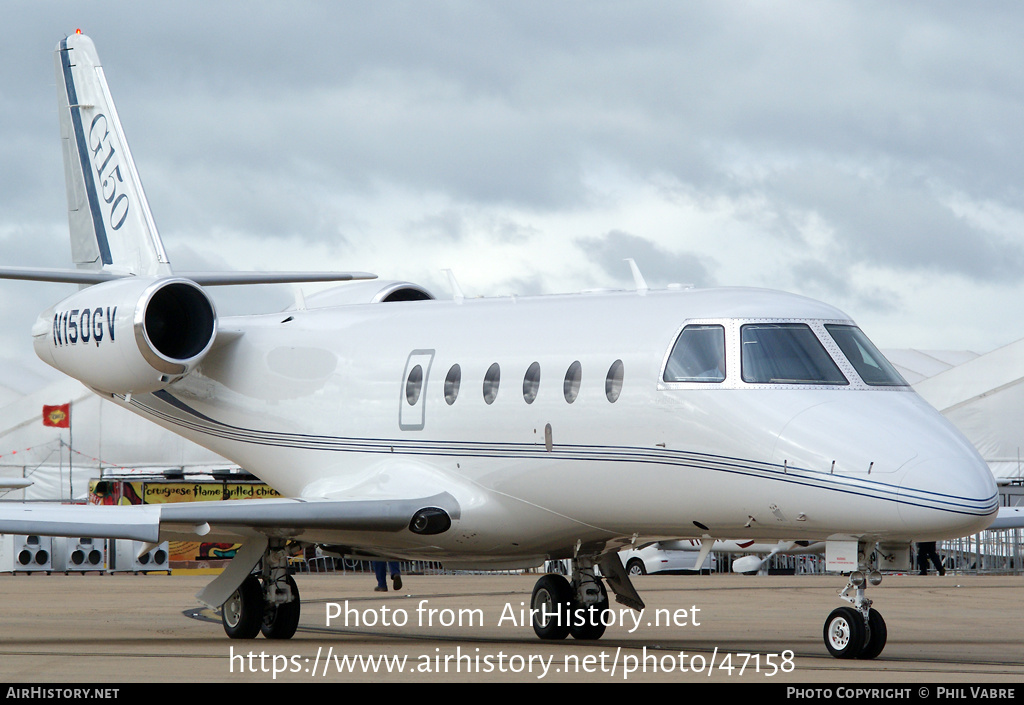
[0,503,161,542]
[988,505,1024,530]
[0,492,459,544]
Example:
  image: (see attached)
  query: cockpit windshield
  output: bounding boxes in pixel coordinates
[663,324,726,383]
[825,325,907,387]
[741,323,848,385]
[662,319,909,389]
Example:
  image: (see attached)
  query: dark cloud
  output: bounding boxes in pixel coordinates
[764,163,1024,281]
[788,258,901,316]
[11,3,1024,235]
[4,0,1024,373]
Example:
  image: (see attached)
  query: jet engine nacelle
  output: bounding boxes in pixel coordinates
[33,277,216,394]
[299,280,435,309]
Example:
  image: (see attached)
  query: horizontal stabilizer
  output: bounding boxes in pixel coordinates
[0,267,377,286]
[180,271,378,286]
[0,267,120,284]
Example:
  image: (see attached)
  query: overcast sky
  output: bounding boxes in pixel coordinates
[3,1,1024,389]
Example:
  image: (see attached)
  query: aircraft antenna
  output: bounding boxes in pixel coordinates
[625,258,649,294]
[442,269,465,303]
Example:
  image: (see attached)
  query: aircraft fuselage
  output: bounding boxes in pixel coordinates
[90,284,996,566]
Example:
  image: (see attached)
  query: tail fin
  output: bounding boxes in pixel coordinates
[55,32,171,277]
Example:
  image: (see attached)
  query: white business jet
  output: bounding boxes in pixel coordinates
[0,33,998,659]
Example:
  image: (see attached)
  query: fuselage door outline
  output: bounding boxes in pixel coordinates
[399,349,435,431]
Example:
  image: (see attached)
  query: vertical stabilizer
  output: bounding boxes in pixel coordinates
[55,32,171,277]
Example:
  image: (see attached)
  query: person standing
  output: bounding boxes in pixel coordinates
[917,541,945,576]
[372,561,403,592]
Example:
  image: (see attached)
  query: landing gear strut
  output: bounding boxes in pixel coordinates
[221,539,301,639]
[823,569,886,659]
[531,557,612,641]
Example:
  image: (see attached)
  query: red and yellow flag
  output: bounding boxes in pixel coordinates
[42,403,71,428]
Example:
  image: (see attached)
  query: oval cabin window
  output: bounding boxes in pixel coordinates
[444,364,461,405]
[483,363,501,404]
[563,361,581,403]
[405,364,423,405]
[523,362,541,404]
[605,359,623,402]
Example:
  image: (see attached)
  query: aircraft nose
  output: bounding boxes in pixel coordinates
[897,452,997,538]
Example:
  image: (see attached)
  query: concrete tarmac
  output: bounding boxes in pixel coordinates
[0,571,1022,684]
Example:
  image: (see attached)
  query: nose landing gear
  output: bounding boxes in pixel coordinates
[823,570,886,659]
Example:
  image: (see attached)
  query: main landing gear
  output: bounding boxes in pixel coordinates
[221,539,301,640]
[823,570,886,659]
[531,557,614,641]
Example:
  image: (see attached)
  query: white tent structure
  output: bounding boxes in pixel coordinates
[886,342,1024,487]
[0,371,236,501]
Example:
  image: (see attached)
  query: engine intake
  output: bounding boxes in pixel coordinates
[139,281,216,372]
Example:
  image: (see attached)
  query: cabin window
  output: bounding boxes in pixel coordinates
[523,362,541,404]
[741,323,848,385]
[444,364,461,405]
[405,364,423,405]
[664,325,726,382]
[563,361,582,403]
[605,359,624,402]
[483,363,501,404]
[825,325,907,387]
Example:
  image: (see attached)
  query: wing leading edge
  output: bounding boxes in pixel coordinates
[0,492,460,545]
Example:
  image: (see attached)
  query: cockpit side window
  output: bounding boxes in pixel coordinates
[741,323,848,385]
[825,325,907,387]
[664,324,726,383]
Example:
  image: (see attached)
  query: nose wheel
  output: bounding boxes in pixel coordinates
[859,607,887,660]
[823,570,887,659]
[823,607,863,658]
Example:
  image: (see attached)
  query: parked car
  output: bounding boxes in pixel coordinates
[618,541,716,575]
